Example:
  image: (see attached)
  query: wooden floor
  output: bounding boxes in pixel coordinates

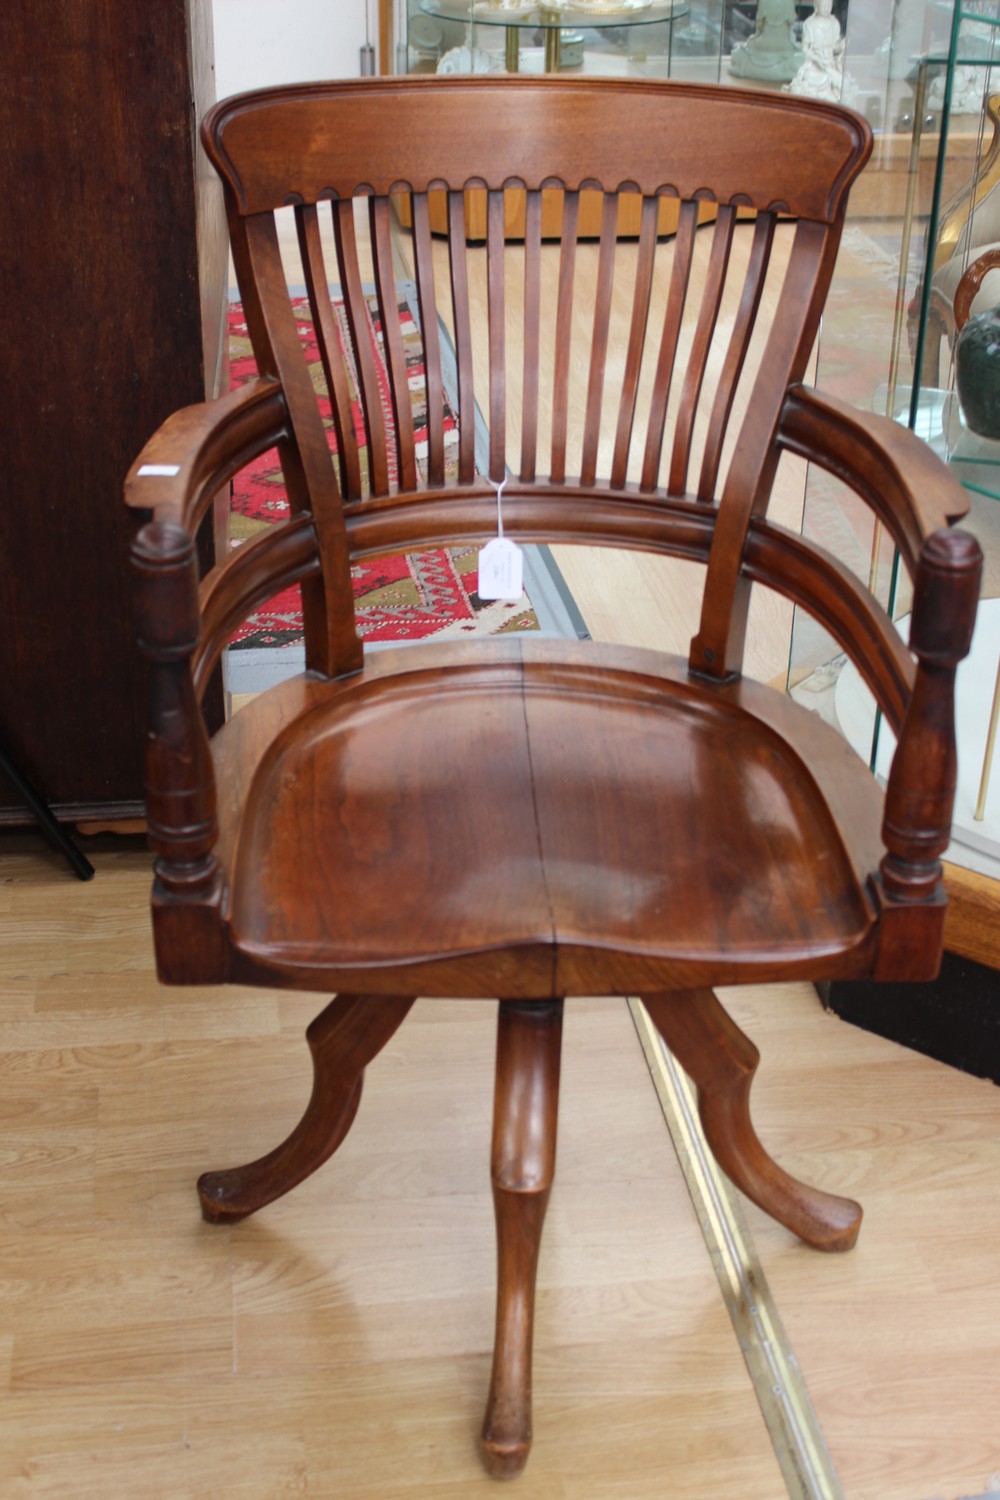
[2,211,998,1499]
[2,827,999,1498]
[3,827,999,1499]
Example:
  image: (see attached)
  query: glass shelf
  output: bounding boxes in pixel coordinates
[418,0,687,72]
[406,0,708,79]
[420,0,685,29]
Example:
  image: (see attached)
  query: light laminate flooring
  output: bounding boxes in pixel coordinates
[1,205,996,1500]
[2,829,999,1499]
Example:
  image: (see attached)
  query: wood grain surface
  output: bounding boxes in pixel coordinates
[114,76,992,1485]
[0,833,998,1498]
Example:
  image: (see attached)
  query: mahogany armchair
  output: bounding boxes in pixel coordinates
[125,78,980,1477]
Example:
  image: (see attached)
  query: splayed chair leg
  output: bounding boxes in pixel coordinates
[641,989,862,1252]
[198,993,416,1224]
[481,999,564,1479]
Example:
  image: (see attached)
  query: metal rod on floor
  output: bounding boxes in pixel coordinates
[975,650,1000,820]
[629,997,845,1500]
[0,743,95,880]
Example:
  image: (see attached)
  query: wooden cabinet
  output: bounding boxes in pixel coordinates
[0,0,226,824]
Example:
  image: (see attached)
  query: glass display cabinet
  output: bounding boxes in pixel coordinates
[788,0,1000,953]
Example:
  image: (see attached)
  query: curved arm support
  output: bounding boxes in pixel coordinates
[778,386,970,574]
[873,528,982,977]
[744,516,914,734]
[194,515,322,699]
[132,521,227,981]
[124,377,289,536]
[880,528,982,897]
[125,375,345,682]
[346,489,916,733]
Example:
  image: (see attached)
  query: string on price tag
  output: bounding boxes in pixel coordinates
[477,475,523,601]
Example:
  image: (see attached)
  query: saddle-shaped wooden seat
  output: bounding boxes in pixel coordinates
[219,637,880,996]
[126,77,980,1477]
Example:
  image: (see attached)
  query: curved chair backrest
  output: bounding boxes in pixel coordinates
[201,77,873,682]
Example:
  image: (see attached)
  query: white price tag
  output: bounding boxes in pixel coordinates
[478,536,523,601]
[137,464,181,477]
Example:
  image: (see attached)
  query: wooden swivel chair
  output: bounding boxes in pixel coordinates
[125,78,980,1478]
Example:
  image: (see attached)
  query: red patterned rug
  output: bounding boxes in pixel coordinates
[227,292,539,649]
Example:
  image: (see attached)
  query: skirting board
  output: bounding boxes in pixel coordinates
[822,949,1000,1085]
[943,859,1000,971]
[821,861,1000,1083]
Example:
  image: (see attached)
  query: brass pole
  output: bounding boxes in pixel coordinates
[505,24,519,71]
[975,651,1000,820]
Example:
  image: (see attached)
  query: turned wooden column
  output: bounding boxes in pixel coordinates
[481,1000,564,1479]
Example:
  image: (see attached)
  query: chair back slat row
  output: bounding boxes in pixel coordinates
[205,78,872,680]
[236,184,831,522]
[238,186,823,569]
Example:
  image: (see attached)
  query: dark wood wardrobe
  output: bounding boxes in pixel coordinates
[0,0,226,824]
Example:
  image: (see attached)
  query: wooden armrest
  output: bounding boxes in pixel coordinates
[778,386,970,574]
[124,377,289,535]
[127,378,306,937]
[778,389,981,972]
[131,519,226,970]
[128,377,326,694]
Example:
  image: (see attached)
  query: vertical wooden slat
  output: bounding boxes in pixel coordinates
[244,215,361,677]
[720,220,834,513]
[519,190,542,484]
[640,198,699,494]
[369,194,418,492]
[611,194,659,491]
[296,204,362,501]
[697,211,776,502]
[580,191,620,488]
[410,190,447,487]
[486,189,507,482]
[332,197,391,498]
[690,220,835,681]
[667,204,737,498]
[550,189,579,486]
[447,190,477,486]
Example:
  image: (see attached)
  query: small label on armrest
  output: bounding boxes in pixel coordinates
[137,464,181,477]
[478,538,523,601]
